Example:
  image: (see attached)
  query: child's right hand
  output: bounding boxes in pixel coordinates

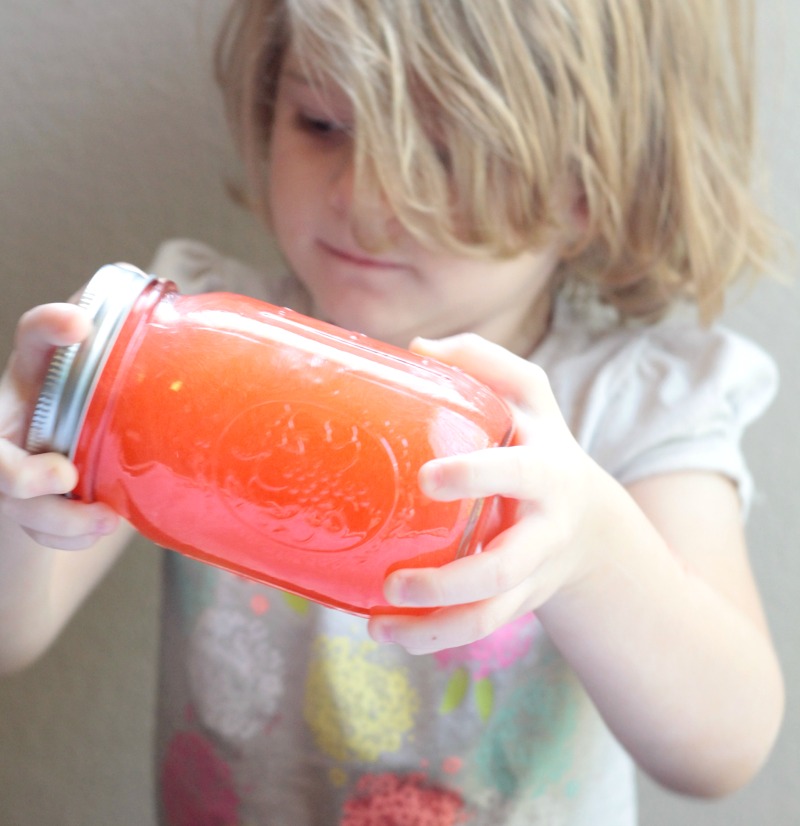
[0,303,120,550]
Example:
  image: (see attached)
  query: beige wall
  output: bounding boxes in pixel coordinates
[0,1,797,824]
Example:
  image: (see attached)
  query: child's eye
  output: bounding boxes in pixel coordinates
[294,111,350,139]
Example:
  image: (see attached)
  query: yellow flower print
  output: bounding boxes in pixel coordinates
[304,636,419,762]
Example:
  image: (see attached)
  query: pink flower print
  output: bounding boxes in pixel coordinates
[434,614,537,679]
[340,772,468,826]
[160,731,239,826]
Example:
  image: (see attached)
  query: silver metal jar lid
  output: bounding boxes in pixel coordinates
[25,263,156,457]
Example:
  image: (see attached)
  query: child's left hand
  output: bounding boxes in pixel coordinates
[367,335,784,797]
[368,333,609,654]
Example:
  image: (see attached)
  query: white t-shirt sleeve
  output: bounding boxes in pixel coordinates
[541,307,778,517]
[147,238,273,299]
[148,237,313,312]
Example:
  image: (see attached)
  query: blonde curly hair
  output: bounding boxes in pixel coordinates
[216,0,776,322]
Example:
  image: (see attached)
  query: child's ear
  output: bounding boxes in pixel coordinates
[569,190,590,236]
[559,187,590,254]
[557,175,590,237]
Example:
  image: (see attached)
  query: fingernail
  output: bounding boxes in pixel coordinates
[370,620,394,644]
[386,570,424,608]
[30,467,64,497]
[410,336,442,355]
[419,461,444,496]
[94,517,116,535]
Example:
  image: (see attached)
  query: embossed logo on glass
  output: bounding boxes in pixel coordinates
[214,401,399,551]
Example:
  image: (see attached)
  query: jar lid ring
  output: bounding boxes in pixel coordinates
[25,263,155,456]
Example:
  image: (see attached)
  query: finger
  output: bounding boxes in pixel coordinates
[1,493,118,540]
[12,303,92,382]
[410,333,558,415]
[383,514,559,608]
[368,585,535,655]
[22,527,115,552]
[420,444,545,501]
[0,442,77,498]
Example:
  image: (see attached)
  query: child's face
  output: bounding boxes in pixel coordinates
[268,53,565,353]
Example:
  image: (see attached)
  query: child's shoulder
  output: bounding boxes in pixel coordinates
[541,290,777,404]
[537,291,778,502]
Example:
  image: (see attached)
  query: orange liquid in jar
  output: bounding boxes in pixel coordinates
[71,282,514,615]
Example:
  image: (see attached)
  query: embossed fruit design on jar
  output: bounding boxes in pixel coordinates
[26,264,514,615]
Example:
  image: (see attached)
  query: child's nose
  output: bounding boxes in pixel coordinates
[327,148,356,215]
[328,151,402,252]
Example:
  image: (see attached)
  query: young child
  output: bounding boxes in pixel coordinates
[0,1,785,823]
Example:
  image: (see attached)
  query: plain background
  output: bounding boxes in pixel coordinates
[0,1,796,824]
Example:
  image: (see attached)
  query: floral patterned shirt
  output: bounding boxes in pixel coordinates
[150,240,777,826]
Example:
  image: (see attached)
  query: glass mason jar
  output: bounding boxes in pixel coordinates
[27,264,514,616]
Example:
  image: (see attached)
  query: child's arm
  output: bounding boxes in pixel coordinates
[368,334,784,799]
[0,302,134,674]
